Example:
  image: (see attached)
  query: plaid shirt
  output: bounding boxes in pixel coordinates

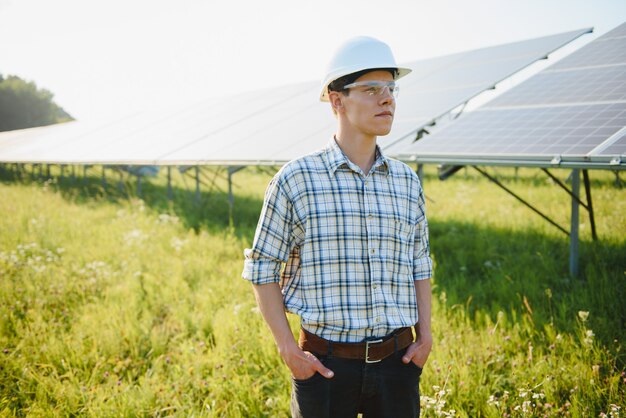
[243,138,432,342]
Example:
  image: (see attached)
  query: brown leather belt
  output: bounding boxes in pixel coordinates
[299,327,415,363]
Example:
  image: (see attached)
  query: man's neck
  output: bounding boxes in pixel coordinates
[334,129,377,175]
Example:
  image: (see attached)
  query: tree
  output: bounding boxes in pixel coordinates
[0,73,73,132]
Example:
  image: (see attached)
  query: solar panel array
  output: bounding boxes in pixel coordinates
[0,28,591,166]
[396,22,626,170]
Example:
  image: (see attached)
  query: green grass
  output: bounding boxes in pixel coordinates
[0,164,624,417]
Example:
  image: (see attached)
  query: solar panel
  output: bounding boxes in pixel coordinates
[402,103,626,156]
[549,32,626,70]
[161,82,333,164]
[486,66,626,107]
[590,127,626,157]
[395,22,626,170]
[381,28,593,150]
[163,28,593,164]
[0,28,592,166]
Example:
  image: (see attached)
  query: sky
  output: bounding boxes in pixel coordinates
[1,0,625,123]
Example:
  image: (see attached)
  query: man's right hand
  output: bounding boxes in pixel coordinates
[281,345,334,380]
[251,283,334,380]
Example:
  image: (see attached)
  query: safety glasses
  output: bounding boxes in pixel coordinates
[342,81,399,98]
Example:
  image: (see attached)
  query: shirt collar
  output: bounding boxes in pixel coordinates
[324,137,390,177]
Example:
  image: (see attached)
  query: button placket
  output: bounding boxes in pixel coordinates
[364,176,385,334]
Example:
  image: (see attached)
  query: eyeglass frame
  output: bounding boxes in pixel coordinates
[341,80,399,98]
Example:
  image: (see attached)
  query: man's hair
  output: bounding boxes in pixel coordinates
[327,68,397,96]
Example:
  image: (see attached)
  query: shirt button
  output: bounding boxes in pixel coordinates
[370,249,376,254]
[373,284,378,290]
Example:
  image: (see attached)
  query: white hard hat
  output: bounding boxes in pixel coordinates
[320,36,411,102]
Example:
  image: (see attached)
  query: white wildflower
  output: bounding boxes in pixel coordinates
[124,229,146,245]
[170,237,187,252]
[487,395,500,407]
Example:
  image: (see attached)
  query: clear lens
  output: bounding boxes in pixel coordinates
[343,81,399,98]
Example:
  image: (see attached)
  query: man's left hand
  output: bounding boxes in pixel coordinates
[401,333,432,368]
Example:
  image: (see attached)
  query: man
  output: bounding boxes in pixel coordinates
[242,36,433,418]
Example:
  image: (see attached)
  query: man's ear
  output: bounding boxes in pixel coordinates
[329,91,344,114]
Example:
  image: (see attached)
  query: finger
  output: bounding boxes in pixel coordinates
[411,345,431,368]
[308,355,334,378]
[314,361,334,378]
[402,343,419,364]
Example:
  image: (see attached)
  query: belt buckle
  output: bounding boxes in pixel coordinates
[365,339,383,363]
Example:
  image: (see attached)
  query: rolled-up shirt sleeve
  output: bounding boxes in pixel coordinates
[413,184,433,281]
[242,176,293,285]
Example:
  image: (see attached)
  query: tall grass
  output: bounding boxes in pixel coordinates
[0,165,624,416]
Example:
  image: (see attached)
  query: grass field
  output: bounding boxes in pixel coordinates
[0,164,624,417]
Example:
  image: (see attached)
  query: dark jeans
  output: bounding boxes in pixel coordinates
[290,348,422,418]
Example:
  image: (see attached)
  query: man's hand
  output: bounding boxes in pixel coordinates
[251,283,334,380]
[402,332,432,368]
[405,279,433,368]
[281,344,334,380]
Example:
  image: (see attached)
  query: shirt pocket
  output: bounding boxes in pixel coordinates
[381,217,415,276]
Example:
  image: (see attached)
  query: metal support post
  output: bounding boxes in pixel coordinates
[582,170,597,241]
[570,169,580,278]
[227,166,246,226]
[541,168,597,241]
[416,164,424,184]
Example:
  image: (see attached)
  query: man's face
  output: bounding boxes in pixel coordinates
[336,70,396,137]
